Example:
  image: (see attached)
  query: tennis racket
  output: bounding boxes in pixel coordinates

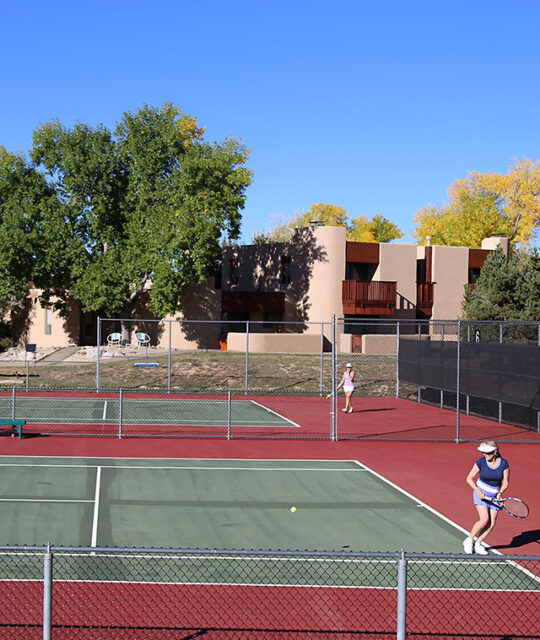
[325,392,332,399]
[491,497,529,518]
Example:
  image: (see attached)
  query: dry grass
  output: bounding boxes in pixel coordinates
[0,351,397,394]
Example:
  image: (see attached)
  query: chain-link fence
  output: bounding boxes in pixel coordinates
[0,318,539,442]
[0,545,538,639]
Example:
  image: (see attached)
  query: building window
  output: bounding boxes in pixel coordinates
[45,308,52,335]
[468,267,481,284]
[230,257,239,285]
[280,255,291,284]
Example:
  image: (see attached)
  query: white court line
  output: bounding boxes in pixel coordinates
[249,400,301,428]
[0,462,364,472]
[102,401,108,420]
[0,499,93,503]
[91,467,102,548]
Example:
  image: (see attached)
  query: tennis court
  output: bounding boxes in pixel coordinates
[2,388,540,442]
[0,456,468,550]
[1,455,539,638]
[0,392,300,436]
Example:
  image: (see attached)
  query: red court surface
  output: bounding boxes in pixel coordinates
[1,579,537,639]
[1,424,539,638]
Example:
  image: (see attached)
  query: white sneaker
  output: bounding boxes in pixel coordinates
[342,408,348,413]
[474,541,488,555]
[348,407,353,413]
[462,537,474,554]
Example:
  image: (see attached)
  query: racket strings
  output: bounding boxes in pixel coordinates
[502,498,529,518]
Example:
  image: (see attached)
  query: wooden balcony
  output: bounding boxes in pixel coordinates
[342,280,397,315]
[416,282,434,318]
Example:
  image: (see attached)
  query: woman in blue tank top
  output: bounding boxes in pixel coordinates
[463,440,509,555]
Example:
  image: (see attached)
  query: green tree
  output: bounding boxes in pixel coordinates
[462,247,540,321]
[0,147,57,310]
[28,103,252,318]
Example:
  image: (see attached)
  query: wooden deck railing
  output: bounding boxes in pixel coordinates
[342,281,397,315]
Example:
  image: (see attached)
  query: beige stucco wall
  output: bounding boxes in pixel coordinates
[303,225,346,328]
[227,332,325,353]
[375,243,417,318]
[222,225,347,328]
[23,297,79,348]
[481,236,509,254]
[431,245,469,319]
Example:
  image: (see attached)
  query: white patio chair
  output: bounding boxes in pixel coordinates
[135,332,151,349]
[107,332,122,347]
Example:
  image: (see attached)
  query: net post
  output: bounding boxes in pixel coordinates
[396,549,407,640]
[118,388,123,439]
[43,543,53,640]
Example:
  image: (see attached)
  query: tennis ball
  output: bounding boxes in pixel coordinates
[290,506,297,513]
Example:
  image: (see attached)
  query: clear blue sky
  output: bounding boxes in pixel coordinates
[2,0,539,244]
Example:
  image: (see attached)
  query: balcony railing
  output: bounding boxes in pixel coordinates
[416,282,434,318]
[342,280,397,315]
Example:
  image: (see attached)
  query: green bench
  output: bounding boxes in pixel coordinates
[0,419,26,439]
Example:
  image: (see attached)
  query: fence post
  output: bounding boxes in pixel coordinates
[245,321,249,394]
[456,320,461,443]
[331,315,337,441]
[96,317,101,391]
[320,323,325,396]
[227,389,232,440]
[168,319,172,393]
[396,549,407,640]
[11,386,15,420]
[118,388,123,439]
[395,321,400,398]
[43,544,53,640]
[498,321,503,422]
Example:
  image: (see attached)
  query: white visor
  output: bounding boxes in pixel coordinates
[477,443,497,453]
[346,363,352,368]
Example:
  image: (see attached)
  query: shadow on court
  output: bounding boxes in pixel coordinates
[493,529,540,550]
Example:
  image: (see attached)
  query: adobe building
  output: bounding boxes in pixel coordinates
[15,225,508,354]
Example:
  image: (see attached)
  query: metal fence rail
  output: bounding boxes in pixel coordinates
[0,545,538,639]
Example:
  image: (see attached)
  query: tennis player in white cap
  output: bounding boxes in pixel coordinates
[463,440,509,554]
[337,362,356,413]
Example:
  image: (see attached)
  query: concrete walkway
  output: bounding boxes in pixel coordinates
[37,346,80,363]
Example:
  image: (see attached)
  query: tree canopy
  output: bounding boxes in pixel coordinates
[0,103,252,318]
[414,159,540,248]
[462,247,540,321]
[253,203,403,244]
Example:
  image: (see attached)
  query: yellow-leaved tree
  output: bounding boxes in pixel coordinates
[253,203,403,243]
[414,159,540,247]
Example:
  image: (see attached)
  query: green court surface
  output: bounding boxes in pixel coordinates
[0,396,298,427]
[1,456,466,551]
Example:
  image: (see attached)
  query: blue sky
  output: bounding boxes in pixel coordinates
[1,0,539,244]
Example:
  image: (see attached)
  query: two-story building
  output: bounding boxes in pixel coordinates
[16,225,508,354]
